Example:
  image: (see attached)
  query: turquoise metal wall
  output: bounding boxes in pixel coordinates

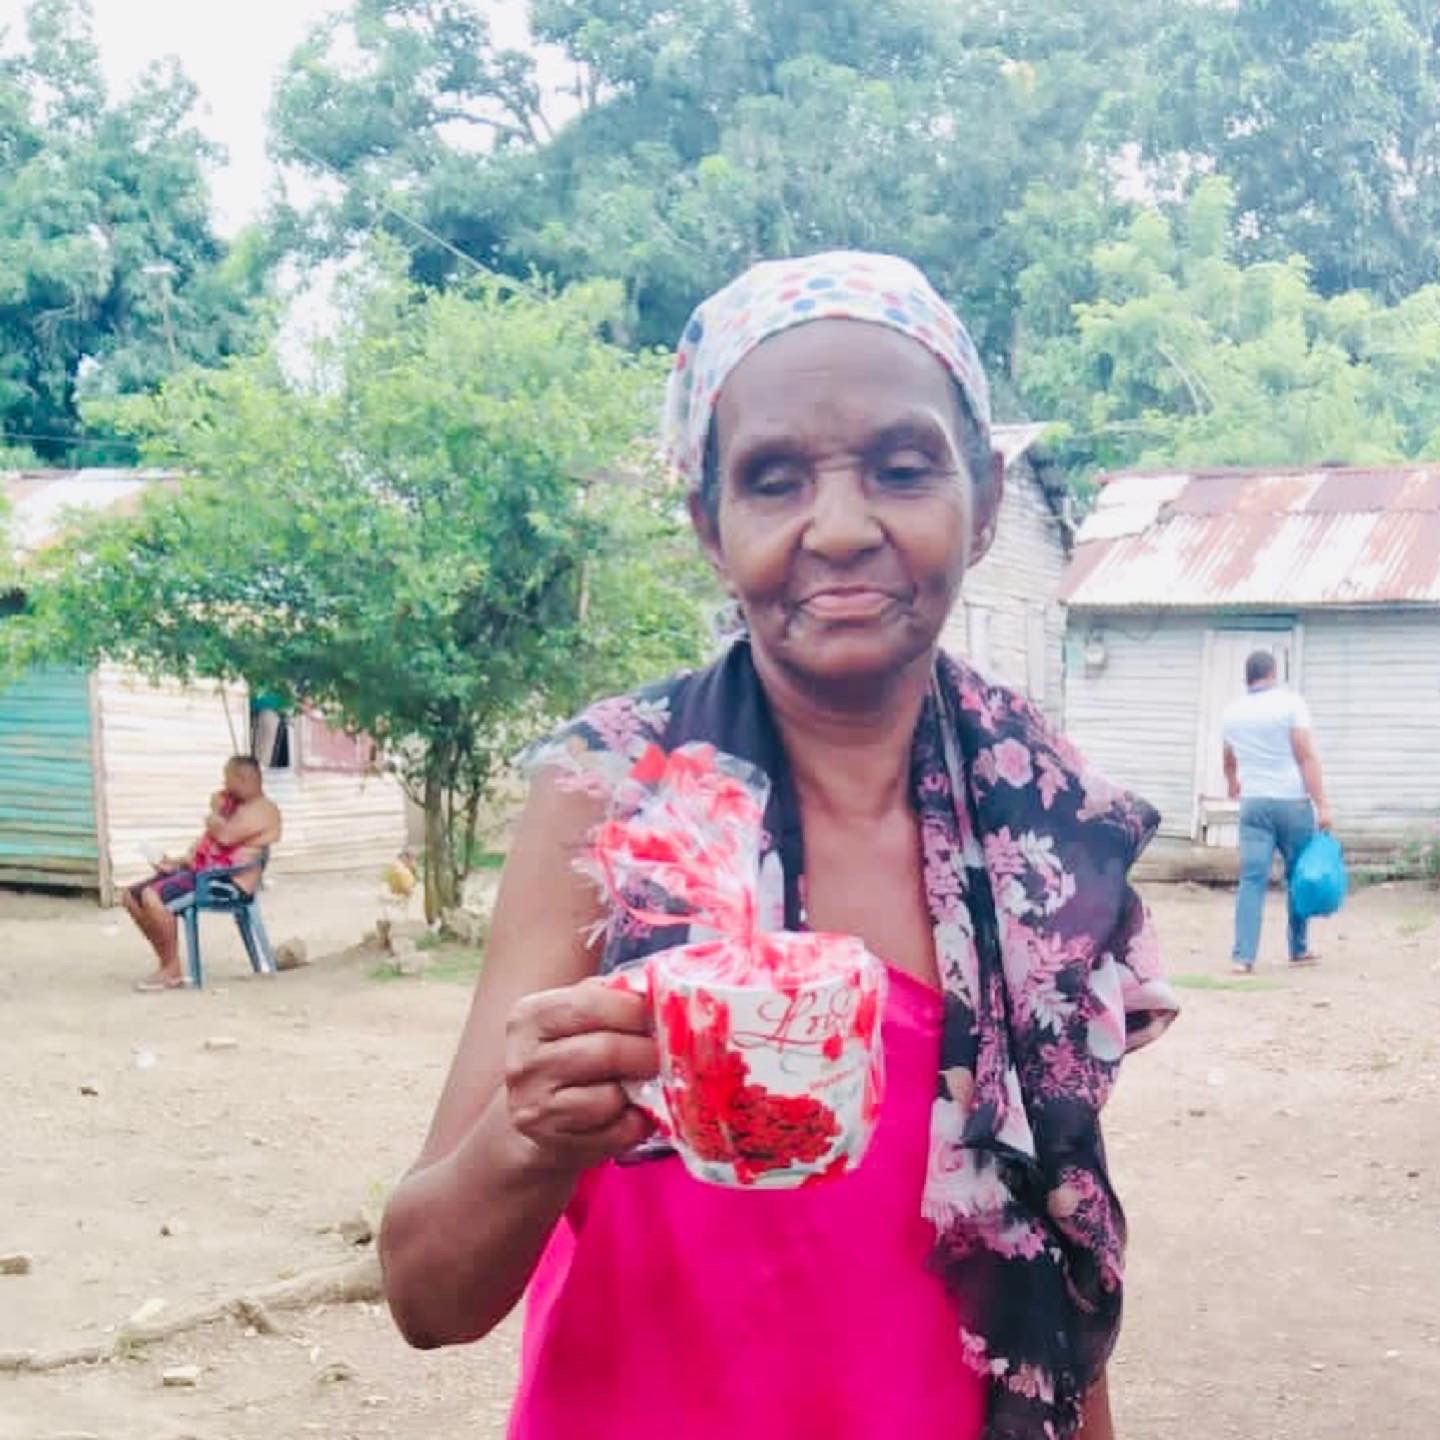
[0,667,100,890]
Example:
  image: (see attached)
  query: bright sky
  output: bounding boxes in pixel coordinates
[92,0,339,235]
[0,0,537,236]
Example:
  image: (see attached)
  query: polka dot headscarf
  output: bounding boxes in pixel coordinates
[662,250,991,490]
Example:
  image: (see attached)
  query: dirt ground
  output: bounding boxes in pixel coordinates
[2,871,1437,1440]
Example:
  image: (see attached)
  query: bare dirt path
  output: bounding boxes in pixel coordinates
[1,874,1436,1439]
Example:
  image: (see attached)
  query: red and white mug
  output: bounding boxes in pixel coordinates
[606,933,887,1189]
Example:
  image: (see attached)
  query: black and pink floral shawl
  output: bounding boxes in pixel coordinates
[534,639,1178,1440]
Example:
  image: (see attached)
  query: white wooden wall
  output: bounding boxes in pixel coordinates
[1063,608,1440,847]
[1299,611,1440,839]
[942,463,1067,721]
[95,665,249,893]
[1061,614,1210,840]
[261,768,408,877]
[95,666,408,898]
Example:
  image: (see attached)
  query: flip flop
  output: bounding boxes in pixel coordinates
[1289,954,1321,968]
[1230,963,1256,977]
[134,975,187,993]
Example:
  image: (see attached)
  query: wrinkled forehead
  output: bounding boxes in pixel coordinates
[713,318,967,452]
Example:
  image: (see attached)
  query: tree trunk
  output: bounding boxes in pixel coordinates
[422,765,459,923]
[459,785,481,882]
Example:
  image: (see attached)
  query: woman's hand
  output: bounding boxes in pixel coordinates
[382,770,622,1350]
[503,978,658,1173]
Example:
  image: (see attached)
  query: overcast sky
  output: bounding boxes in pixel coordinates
[83,0,336,233]
[1,0,536,235]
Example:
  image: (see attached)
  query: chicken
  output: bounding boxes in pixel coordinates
[379,849,420,923]
[384,850,419,899]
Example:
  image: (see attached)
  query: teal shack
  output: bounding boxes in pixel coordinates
[0,667,102,890]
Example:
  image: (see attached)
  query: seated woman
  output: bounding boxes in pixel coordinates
[124,754,282,991]
[379,253,1178,1439]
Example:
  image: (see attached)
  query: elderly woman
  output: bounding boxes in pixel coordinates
[380,253,1178,1440]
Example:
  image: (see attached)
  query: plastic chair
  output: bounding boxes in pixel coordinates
[165,851,277,989]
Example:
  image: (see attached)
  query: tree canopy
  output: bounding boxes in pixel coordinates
[267,0,1175,366]
[9,0,1440,476]
[10,263,708,912]
[1139,0,1440,302]
[0,0,266,464]
[262,0,1440,476]
[1017,177,1440,470]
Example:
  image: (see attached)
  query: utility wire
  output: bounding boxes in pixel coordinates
[284,138,535,291]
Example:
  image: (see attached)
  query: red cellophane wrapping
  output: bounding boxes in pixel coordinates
[589,742,764,965]
[588,741,884,989]
[587,743,887,1186]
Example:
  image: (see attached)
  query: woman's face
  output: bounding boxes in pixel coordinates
[696,319,1000,695]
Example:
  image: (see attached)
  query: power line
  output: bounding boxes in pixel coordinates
[285,139,512,285]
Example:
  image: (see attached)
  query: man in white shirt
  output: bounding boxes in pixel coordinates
[1221,650,1333,974]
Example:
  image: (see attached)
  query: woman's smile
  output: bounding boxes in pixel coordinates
[793,584,906,623]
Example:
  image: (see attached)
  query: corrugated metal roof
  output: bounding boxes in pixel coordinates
[1061,466,1440,609]
[3,469,176,559]
[993,422,1048,469]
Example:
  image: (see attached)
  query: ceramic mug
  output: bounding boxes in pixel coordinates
[606,933,887,1189]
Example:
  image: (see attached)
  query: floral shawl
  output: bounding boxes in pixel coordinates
[533,639,1178,1440]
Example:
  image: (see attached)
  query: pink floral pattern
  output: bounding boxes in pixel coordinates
[990,738,1035,789]
[534,641,1179,1440]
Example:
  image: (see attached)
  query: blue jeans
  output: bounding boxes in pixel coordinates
[1233,798,1316,965]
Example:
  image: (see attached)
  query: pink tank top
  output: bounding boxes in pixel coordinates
[508,966,988,1440]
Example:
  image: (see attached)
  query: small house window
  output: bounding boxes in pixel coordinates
[251,695,291,769]
[296,709,377,773]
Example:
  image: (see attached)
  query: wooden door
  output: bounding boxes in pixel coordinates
[1193,627,1298,840]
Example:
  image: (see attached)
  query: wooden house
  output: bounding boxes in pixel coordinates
[0,471,408,901]
[1060,466,1440,851]
[941,423,1073,721]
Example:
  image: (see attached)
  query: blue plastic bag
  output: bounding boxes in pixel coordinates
[1291,831,1348,919]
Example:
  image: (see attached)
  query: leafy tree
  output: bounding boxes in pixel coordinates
[267,0,548,281]
[1138,0,1440,300]
[11,262,707,915]
[1016,176,1440,471]
[267,0,1173,373]
[0,0,266,463]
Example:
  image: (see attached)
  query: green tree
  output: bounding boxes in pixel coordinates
[267,0,1174,375]
[1016,177,1440,471]
[0,0,266,463]
[1139,0,1440,300]
[12,263,707,915]
[267,0,548,281]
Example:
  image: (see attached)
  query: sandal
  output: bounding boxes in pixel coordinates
[1289,954,1321,968]
[134,974,187,993]
[1230,962,1256,977]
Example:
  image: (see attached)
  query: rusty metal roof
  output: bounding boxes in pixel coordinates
[1061,466,1440,609]
[3,469,177,561]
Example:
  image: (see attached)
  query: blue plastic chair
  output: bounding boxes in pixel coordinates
[165,851,277,988]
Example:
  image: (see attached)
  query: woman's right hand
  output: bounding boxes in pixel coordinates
[503,978,659,1174]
